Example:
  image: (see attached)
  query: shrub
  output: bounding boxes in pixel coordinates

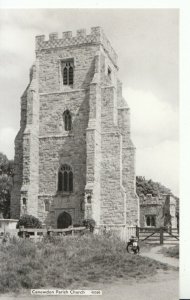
[83,218,95,232]
[16,214,42,229]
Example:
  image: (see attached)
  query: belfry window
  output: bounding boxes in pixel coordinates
[63,110,72,131]
[62,60,74,85]
[58,164,73,192]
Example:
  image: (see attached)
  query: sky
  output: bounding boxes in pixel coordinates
[0,9,179,195]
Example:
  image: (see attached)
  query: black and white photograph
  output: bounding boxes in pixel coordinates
[0,1,188,299]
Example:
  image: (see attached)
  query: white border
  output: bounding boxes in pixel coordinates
[180,2,190,299]
[0,0,190,298]
[0,0,182,9]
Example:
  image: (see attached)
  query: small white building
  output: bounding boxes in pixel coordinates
[0,219,18,232]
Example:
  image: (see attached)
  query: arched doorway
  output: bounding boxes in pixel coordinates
[57,211,72,229]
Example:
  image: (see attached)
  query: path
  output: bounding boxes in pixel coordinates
[140,245,179,268]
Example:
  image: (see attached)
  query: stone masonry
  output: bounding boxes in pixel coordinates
[11,27,139,231]
[139,194,178,228]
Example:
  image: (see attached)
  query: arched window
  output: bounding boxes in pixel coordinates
[69,66,73,85]
[63,67,68,85]
[58,171,63,191]
[58,164,73,192]
[62,60,74,85]
[63,110,72,131]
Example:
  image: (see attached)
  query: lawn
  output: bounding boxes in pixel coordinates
[0,234,171,293]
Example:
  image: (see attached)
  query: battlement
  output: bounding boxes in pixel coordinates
[35,27,118,67]
[139,193,170,205]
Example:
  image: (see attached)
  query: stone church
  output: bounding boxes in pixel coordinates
[11,27,139,231]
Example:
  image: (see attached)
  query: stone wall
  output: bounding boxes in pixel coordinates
[11,27,139,232]
[11,64,39,218]
[117,81,139,226]
[36,38,98,226]
[139,194,177,228]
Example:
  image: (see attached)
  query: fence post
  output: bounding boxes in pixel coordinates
[34,230,38,243]
[169,225,172,235]
[160,227,164,245]
[136,225,139,239]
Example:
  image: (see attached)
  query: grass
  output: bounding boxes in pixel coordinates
[0,234,171,293]
[160,245,179,259]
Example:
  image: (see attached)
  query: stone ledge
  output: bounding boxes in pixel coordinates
[118,106,130,110]
[39,134,74,139]
[39,88,86,96]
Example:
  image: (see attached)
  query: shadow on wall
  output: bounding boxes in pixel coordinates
[11,82,30,218]
[81,57,96,89]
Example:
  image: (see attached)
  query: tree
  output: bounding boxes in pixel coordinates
[0,174,12,218]
[0,152,14,176]
[136,176,171,197]
[16,214,42,229]
[0,152,14,218]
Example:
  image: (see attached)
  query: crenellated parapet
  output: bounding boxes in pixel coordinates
[139,193,170,205]
[35,27,118,67]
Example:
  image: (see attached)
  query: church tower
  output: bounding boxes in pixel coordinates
[11,27,139,232]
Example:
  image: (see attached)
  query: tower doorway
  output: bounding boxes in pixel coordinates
[57,211,72,229]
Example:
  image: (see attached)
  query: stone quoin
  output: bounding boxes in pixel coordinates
[11,27,139,231]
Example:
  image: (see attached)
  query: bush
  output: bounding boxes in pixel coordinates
[83,219,95,232]
[16,214,42,229]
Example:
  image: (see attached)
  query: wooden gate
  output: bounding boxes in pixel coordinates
[136,226,179,245]
[162,227,179,244]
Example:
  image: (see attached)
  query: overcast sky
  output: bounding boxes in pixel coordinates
[0,9,179,195]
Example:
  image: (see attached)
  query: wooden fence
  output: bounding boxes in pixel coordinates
[136,226,179,245]
[94,225,136,242]
[120,226,136,242]
[0,225,137,242]
[0,227,87,242]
